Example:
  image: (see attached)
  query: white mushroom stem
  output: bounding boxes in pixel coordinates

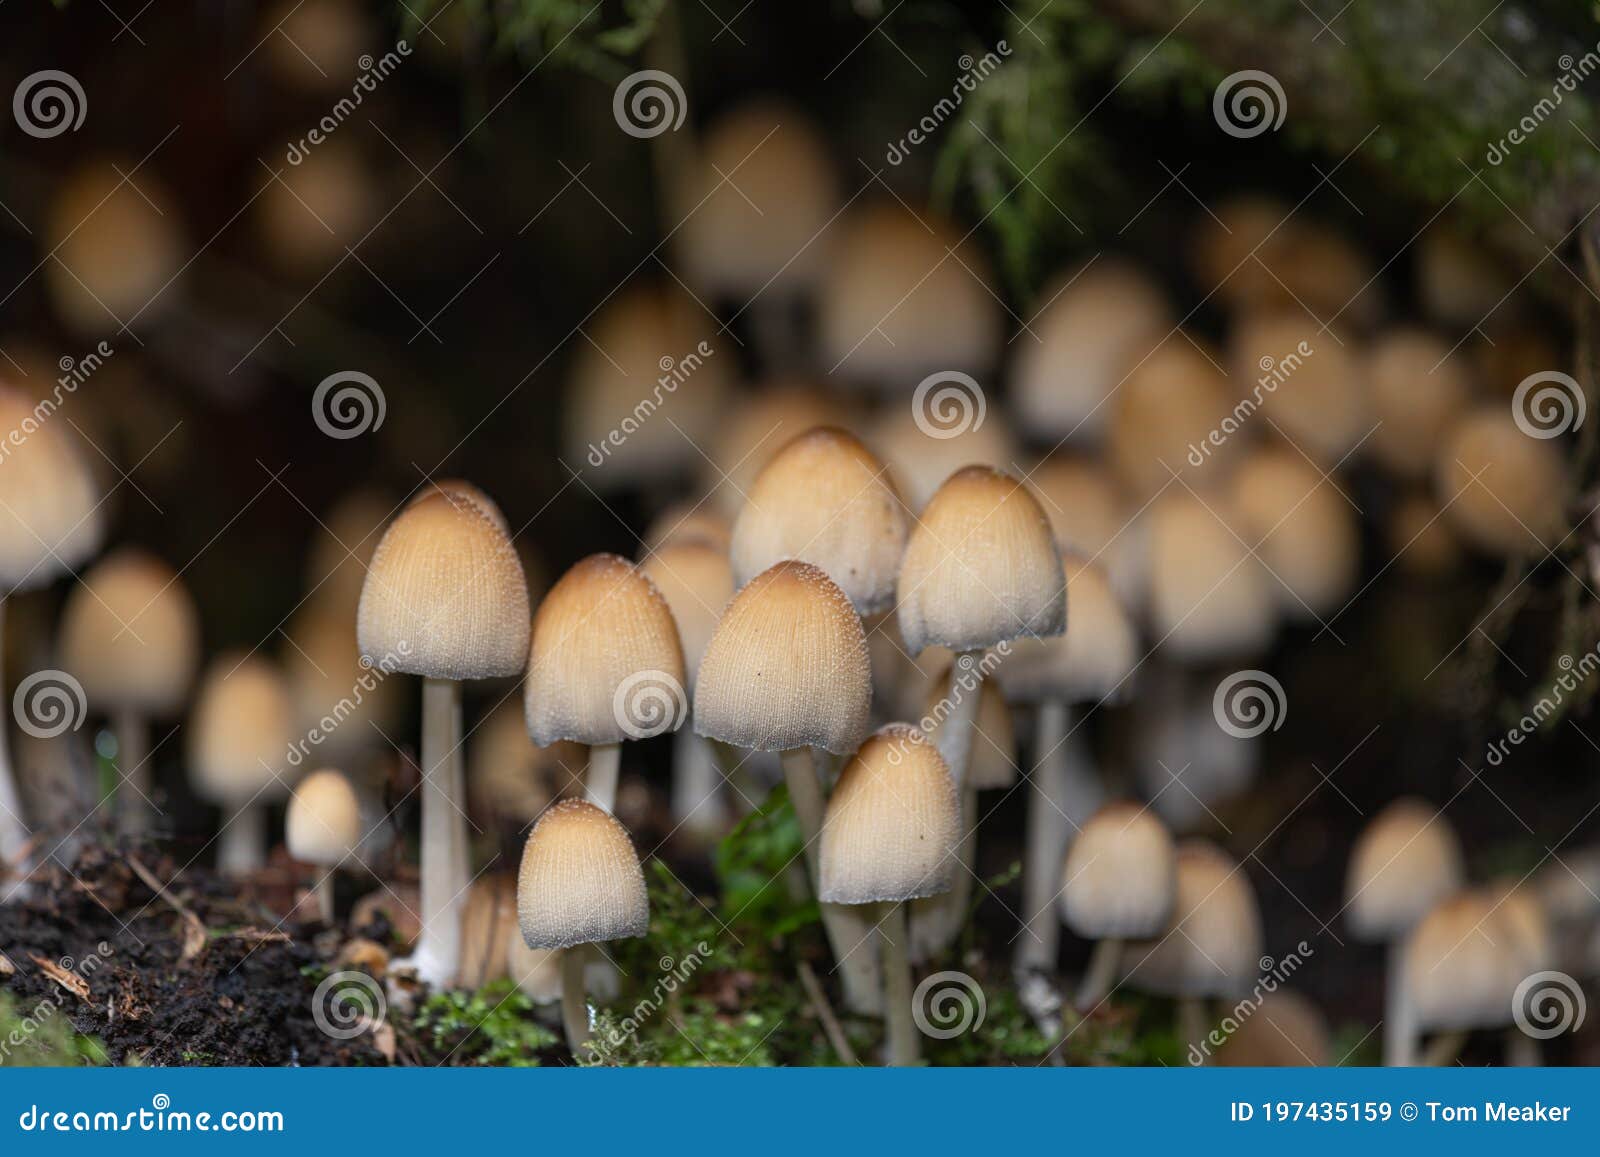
[1178,995,1210,1063]
[412,676,465,987]
[216,803,266,876]
[670,727,725,840]
[908,783,978,960]
[1075,937,1123,1010]
[880,901,920,1066]
[114,708,151,837]
[0,597,32,867]
[779,745,884,1015]
[314,873,336,926]
[933,651,984,785]
[560,946,591,1056]
[1018,700,1100,973]
[584,742,621,813]
[1383,940,1415,1066]
[1421,1030,1467,1066]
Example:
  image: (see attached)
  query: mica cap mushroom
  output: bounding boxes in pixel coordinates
[516,799,649,951]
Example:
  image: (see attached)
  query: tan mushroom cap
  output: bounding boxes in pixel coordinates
[1230,446,1359,619]
[357,490,530,681]
[1404,891,1519,1032]
[187,653,297,805]
[505,937,564,1004]
[868,405,1018,515]
[1436,407,1568,557]
[897,466,1066,655]
[694,561,870,755]
[1109,338,1239,498]
[405,478,509,533]
[919,659,1016,789]
[1345,798,1464,941]
[673,100,839,300]
[1190,195,1294,312]
[638,539,734,689]
[1365,329,1474,477]
[997,554,1136,706]
[642,503,732,555]
[468,698,583,824]
[730,427,907,615]
[262,0,373,93]
[818,724,959,905]
[700,382,853,516]
[303,488,394,615]
[818,203,1000,384]
[257,140,378,272]
[1417,225,1511,328]
[0,384,103,591]
[283,604,403,754]
[285,768,362,865]
[1387,491,1463,578]
[59,547,200,715]
[516,799,649,950]
[524,553,686,746]
[1010,259,1172,441]
[1146,490,1277,663]
[1214,990,1332,1066]
[1026,456,1147,603]
[1485,879,1555,977]
[1127,841,1263,999]
[1227,312,1368,465]
[1061,801,1176,940]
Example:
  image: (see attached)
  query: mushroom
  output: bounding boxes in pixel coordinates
[694,560,880,1012]
[1403,891,1521,1066]
[516,799,649,1055]
[642,503,732,555]
[1188,195,1295,314]
[456,874,519,990]
[256,139,379,273]
[283,604,403,761]
[186,652,297,875]
[59,547,200,836]
[1435,406,1568,558]
[1486,879,1556,1066]
[467,698,582,831]
[1060,802,1176,1010]
[261,0,374,94]
[1108,338,1240,498]
[0,383,103,865]
[1416,225,1512,328]
[357,488,529,986]
[1213,990,1332,1066]
[1365,328,1474,479]
[819,724,959,1065]
[1027,454,1147,606]
[701,382,852,515]
[867,404,1019,515]
[1229,445,1360,620]
[285,768,361,925]
[1146,489,1277,663]
[1344,797,1464,1066]
[524,554,686,814]
[1227,312,1369,466]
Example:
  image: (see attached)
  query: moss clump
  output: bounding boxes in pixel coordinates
[410,980,561,1066]
[0,991,109,1067]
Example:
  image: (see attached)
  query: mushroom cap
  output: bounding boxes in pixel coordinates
[1228,312,1369,464]
[642,503,732,554]
[673,100,839,300]
[1026,455,1147,604]
[59,547,200,715]
[997,554,1136,706]
[694,560,870,755]
[638,539,734,689]
[1146,490,1277,663]
[1010,259,1172,441]
[1189,195,1293,312]
[257,140,378,272]
[0,383,104,591]
[285,768,362,866]
[818,204,1000,384]
[1365,328,1474,477]
[516,799,649,950]
[283,604,403,754]
[1417,225,1511,328]
[1436,407,1568,557]
[1108,339,1239,498]
[303,488,393,615]
[505,937,564,1004]
[262,0,373,93]
[187,652,297,805]
[702,381,852,515]
[818,724,959,905]
[868,405,1018,514]
[896,466,1066,655]
[524,553,686,746]
[357,490,530,681]
[1345,798,1464,941]
[1387,491,1463,578]
[1230,446,1359,619]
[468,698,583,824]
[919,659,1016,789]
[1126,840,1263,999]
[1060,801,1176,939]
[1214,990,1332,1066]
[1485,879,1555,977]
[730,426,908,614]
[405,478,509,533]
[1404,891,1519,1031]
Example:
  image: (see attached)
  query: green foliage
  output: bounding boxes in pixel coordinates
[713,784,818,940]
[412,0,667,77]
[0,992,108,1067]
[411,979,560,1066]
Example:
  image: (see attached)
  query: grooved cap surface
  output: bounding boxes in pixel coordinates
[1060,802,1175,939]
[516,799,649,950]
[998,554,1135,705]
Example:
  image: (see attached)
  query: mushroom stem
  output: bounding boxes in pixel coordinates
[0,597,31,867]
[1382,940,1415,1066]
[314,872,336,926]
[113,708,151,837]
[415,676,465,987]
[1178,995,1210,1063]
[880,901,920,1066]
[908,783,978,959]
[779,745,884,1015]
[670,728,725,840]
[560,946,591,1057]
[1420,1030,1467,1067]
[216,803,265,876]
[1075,937,1123,1011]
[584,741,621,813]
[1018,700,1074,973]
[932,650,984,786]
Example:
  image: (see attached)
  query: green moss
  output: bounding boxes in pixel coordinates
[0,991,109,1067]
[410,979,560,1066]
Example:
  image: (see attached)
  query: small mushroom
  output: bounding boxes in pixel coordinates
[1436,406,1569,558]
[285,768,361,925]
[1229,446,1360,620]
[1403,891,1521,1066]
[700,382,851,515]
[1227,312,1369,466]
[1365,328,1473,479]
[1214,990,1331,1067]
